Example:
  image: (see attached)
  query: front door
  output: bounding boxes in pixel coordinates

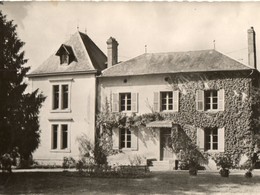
[160,128,175,160]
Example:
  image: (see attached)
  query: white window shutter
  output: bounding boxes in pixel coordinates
[196,128,204,151]
[218,89,225,111]
[112,128,120,150]
[131,93,138,113]
[196,90,204,111]
[131,128,138,151]
[153,92,160,112]
[112,93,119,112]
[173,90,179,112]
[218,127,225,152]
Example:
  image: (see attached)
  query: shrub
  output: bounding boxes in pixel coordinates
[212,153,233,169]
[212,153,233,177]
[128,155,144,166]
[62,157,76,170]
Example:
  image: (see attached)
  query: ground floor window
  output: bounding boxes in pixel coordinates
[204,127,218,151]
[51,124,69,150]
[120,128,131,149]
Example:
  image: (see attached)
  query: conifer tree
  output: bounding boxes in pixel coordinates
[0,9,45,169]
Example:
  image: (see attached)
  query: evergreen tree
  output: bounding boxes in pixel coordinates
[0,9,45,169]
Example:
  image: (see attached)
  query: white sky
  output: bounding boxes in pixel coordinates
[2,1,260,71]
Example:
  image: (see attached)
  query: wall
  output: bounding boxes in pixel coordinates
[29,73,96,165]
[98,71,254,165]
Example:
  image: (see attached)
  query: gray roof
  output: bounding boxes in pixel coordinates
[101,49,252,77]
[28,32,107,77]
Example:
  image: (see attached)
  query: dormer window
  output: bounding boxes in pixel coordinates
[55,44,76,65]
[61,54,69,64]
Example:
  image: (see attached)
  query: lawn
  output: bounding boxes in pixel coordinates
[1,170,260,194]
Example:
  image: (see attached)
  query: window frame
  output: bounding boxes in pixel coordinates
[120,128,132,149]
[50,123,71,152]
[50,79,72,113]
[119,93,132,112]
[204,90,218,111]
[160,91,173,111]
[204,127,218,151]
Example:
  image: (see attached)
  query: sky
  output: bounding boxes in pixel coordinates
[1,1,260,71]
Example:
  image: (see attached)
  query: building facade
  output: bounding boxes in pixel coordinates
[28,28,259,168]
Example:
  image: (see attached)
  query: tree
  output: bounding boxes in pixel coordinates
[0,10,45,170]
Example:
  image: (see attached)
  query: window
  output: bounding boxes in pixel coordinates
[61,125,68,149]
[161,92,173,111]
[52,84,70,111]
[153,91,179,112]
[120,128,131,149]
[53,85,59,110]
[112,93,138,113]
[205,90,218,110]
[51,124,69,151]
[119,93,131,112]
[52,125,58,149]
[196,89,225,111]
[60,54,69,64]
[204,128,218,151]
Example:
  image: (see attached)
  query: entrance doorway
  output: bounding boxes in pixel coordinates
[160,128,175,160]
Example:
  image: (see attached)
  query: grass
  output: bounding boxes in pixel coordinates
[1,170,260,194]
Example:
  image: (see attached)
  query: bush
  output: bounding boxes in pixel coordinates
[62,157,76,170]
[212,153,233,169]
[245,170,253,178]
[219,168,230,177]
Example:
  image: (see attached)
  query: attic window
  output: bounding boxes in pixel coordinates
[55,44,76,65]
[61,54,69,64]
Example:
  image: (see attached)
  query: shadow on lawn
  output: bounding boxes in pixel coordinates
[1,171,260,194]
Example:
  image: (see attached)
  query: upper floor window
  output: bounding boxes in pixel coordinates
[120,93,131,111]
[52,84,70,111]
[55,44,76,65]
[205,90,218,110]
[153,91,179,112]
[161,92,173,111]
[51,124,69,151]
[60,54,69,64]
[112,93,138,113]
[196,89,224,111]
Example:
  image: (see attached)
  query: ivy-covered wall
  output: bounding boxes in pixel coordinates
[98,70,257,166]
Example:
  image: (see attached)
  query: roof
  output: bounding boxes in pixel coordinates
[101,49,252,77]
[28,31,107,77]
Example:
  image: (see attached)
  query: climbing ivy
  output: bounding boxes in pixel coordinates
[97,71,258,167]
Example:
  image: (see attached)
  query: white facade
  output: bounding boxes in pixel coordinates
[98,74,178,165]
[29,73,96,165]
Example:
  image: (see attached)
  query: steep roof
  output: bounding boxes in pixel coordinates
[101,49,252,77]
[28,32,107,77]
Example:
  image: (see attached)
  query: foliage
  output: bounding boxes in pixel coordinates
[62,157,76,170]
[76,134,96,165]
[128,155,144,166]
[212,153,233,169]
[0,10,45,171]
[219,168,230,177]
[245,170,253,178]
[170,127,208,171]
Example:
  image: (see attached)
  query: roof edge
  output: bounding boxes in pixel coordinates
[99,69,254,78]
[27,70,97,78]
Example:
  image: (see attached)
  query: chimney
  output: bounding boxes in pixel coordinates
[106,37,118,68]
[248,27,257,69]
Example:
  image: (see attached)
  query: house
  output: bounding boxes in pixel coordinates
[98,27,259,169]
[27,32,107,164]
[28,27,259,169]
